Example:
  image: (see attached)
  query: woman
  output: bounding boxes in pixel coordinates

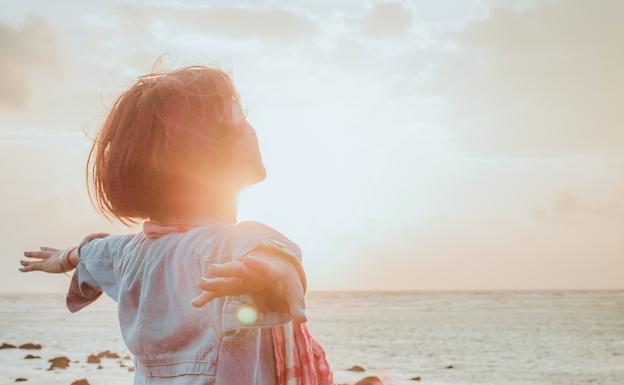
[20,65,334,385]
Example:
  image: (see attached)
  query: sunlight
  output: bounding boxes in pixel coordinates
[237,305,258,324]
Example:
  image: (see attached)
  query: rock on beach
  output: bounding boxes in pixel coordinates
[86,354,100,364]
[97,350,120,359]
[47,356,70,370]
[19,343,42,350]
[354,376,384,385]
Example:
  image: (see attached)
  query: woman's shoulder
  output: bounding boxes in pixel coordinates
[229,220,296,243]
[78,232,139,260]
[225,220,302,260]
[230,220,291,237]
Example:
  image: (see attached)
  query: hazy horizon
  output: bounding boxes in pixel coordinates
[1,288,623,295]
[2,0,622,292]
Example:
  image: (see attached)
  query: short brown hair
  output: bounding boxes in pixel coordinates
[87,65,242,225]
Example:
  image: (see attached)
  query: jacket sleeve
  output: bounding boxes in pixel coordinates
[66,234,134,313]
[208,221,307,337]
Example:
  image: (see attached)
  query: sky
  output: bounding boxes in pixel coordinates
[1,0,622,292]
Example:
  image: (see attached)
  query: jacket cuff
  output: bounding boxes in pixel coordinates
[65,265,103,313]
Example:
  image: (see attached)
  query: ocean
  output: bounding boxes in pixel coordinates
[1,291,623,385]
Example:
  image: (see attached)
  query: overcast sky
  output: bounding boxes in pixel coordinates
[1,0,622,292]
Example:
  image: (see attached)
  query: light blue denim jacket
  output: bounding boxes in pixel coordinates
[66,220,307,385]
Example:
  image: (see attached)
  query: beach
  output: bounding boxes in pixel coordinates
[1,291,623,385]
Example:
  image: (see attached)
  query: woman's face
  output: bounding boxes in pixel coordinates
[227,101,267,188]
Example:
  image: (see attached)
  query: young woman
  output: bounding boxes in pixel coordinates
[20,66,334,385]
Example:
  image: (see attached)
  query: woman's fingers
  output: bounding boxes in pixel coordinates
[18,260,42,272]
[241,255,280,280]
[23,250,51,260]
[197,259,283,305]
[205,261,248,278]
[40,246,59,252]
[197,277,245,296]
[205,261,265,284]
[191,291,217,308]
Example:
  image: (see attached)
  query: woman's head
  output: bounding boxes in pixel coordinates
[87,66,266,225]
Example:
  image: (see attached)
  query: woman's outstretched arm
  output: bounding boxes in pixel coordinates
[19,233,109,274]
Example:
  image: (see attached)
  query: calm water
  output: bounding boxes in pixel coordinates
[0,291,623,385]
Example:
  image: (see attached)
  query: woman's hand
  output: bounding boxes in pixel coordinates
[192,252,306,321]
[20,233,110,274]
[20,247,66,273]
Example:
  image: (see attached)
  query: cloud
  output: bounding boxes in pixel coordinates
[0,15,62,109]
[424,0,624,156]
[359,2,413,36]
[114,4,318,40]
[533,189,624,222]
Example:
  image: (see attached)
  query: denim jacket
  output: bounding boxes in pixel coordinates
[66,220,307,385]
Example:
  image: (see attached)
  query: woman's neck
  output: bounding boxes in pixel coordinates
[153,190,239,225]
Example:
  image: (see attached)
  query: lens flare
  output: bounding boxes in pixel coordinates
[237,305,258,324]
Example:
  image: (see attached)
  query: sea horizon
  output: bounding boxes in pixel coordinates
[1,288,623,296]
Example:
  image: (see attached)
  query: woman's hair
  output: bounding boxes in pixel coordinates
[87,65,242,226]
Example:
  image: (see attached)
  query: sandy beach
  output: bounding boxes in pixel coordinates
[1,291,623,385]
